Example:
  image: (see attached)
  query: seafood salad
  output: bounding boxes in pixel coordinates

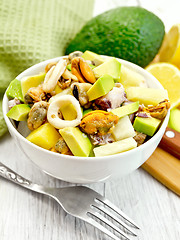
[6,51,170,157]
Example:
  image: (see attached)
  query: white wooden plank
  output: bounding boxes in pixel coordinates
[105,169,180,240]
[0,134,105,240]
[1,134,180,240]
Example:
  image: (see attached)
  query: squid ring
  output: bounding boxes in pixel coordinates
[43,58,67,93]
[47,95,82,129]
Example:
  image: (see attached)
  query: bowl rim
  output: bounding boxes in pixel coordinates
[2,55,170,162]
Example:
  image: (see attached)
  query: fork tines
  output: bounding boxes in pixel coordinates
[86,195,139,240]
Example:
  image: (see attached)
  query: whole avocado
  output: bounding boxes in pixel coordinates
[65,7,165,68]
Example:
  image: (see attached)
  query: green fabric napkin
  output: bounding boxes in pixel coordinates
[0,0,94,138]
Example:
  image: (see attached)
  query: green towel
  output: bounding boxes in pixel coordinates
[0,0,94,138]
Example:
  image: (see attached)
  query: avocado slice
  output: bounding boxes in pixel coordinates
[112,116,136,141]
[87,74,114,101]
[168,108,180,132]
[21,72,46,96]
[6,104,31,121]
[89,64,96,69]
[6,79,24,102]
[83,108,93,116]
[26,123,60,150]
[111,101,139,118]
[66,63,95,71]
[81,50,105,65]
[93,57,121,81]
[126,87,168,106]
[59,127,92,157]
[66,64,71,71]
[133,116,161,136]
[0,100,8,138]
[93,137,137,157]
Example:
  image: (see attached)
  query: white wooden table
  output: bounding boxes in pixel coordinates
[0,1,180,240]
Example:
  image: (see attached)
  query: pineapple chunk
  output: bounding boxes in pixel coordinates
[93,137,137,157]
[112,116,136,141]
[26,123,60,150]
[126,87,168,106]
[120,65,146,88]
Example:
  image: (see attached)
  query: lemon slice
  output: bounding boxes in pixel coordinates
[146,62,180,106]
[158,24,180,68]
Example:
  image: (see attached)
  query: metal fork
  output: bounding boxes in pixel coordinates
[0,162,139,240]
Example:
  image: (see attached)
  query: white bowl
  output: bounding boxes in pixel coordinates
[3,56,170,183]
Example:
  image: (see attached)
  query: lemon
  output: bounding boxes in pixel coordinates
[146,62,180,106]
[158,24,180,68]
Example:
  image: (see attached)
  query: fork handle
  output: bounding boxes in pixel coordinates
[0,162,48,195]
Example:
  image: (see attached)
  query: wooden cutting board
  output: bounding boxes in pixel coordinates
[142,127,180,196]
